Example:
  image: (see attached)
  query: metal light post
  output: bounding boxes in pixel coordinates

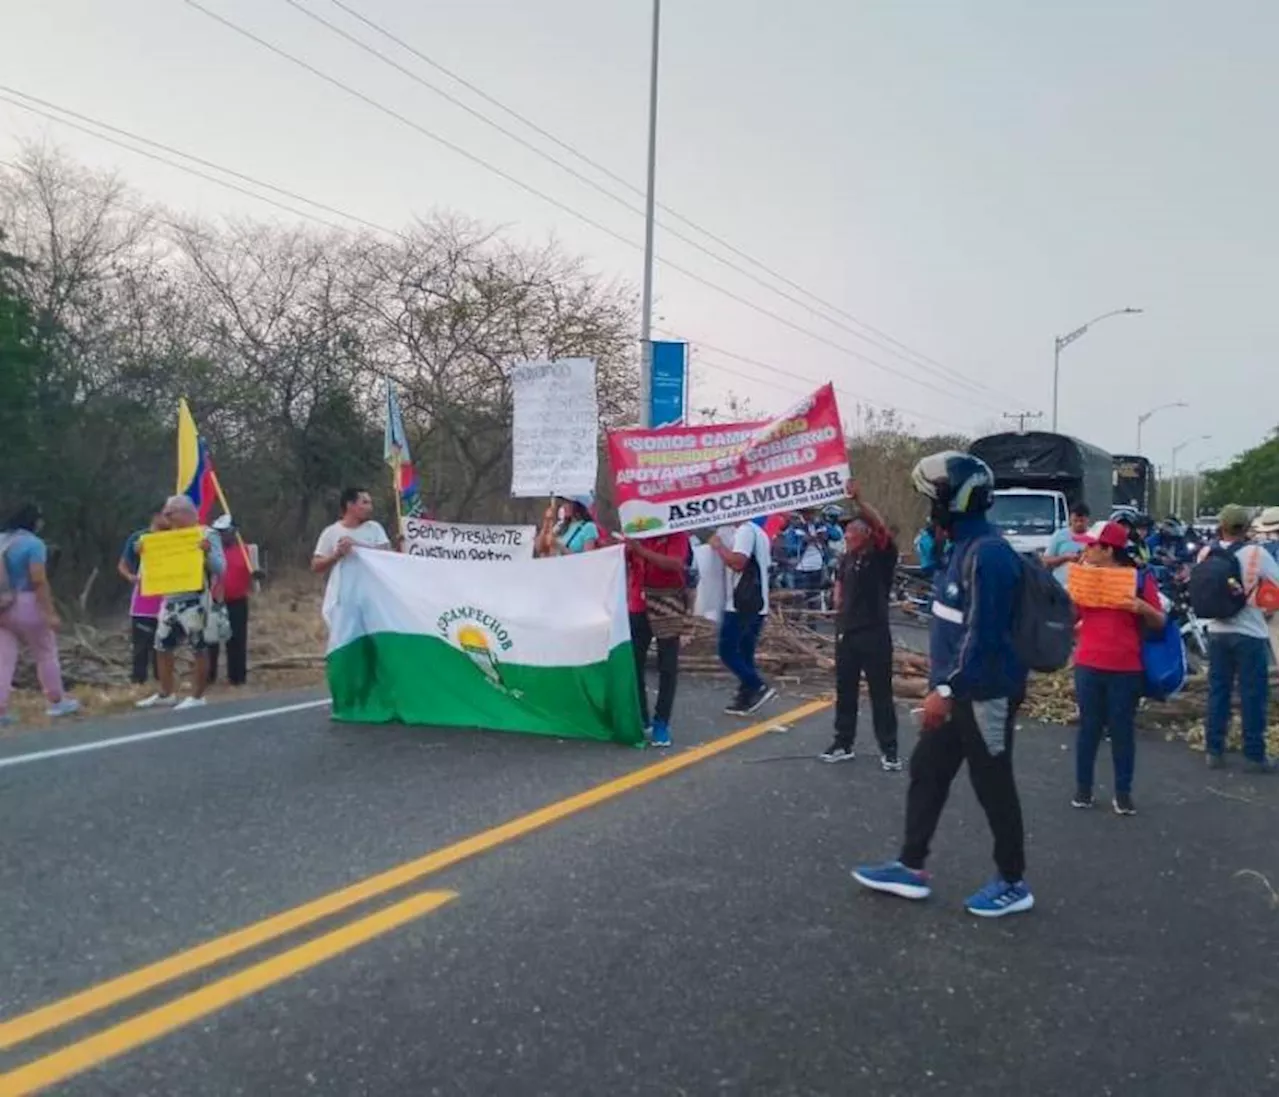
[637,0,661,427]
[1052,307,1143,431]
[1191,457,1222,522]
[1135,400,1188,453]
[1170,434,1210,518]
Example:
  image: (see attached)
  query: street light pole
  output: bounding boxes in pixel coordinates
[1136,400,1188,453]
[1170,434,1211,519]
[637,0,661,428]
[1051,307,1143,431]
[1191,457,1221,523]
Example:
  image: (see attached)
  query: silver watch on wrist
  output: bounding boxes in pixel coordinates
[935,684,953,699]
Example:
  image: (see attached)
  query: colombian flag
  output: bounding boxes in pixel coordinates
[754,513,789,541]
[384,381,424,518]
[177,399,219,523]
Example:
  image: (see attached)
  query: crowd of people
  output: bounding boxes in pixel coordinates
[0,494,262,723]
[2,454,1275,913]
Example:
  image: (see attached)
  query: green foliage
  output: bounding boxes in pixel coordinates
[1201,429,1279,511]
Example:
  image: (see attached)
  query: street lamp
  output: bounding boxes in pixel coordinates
[637,0,661,427]
[1170,434,1211,518]
[1191,456,1223,523]
[1052,307,1143,431]
[1135,400,1188,453]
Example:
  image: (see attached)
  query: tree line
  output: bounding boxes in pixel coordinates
[0,148,980,615]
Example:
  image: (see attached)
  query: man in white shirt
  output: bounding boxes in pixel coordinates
[709,520,777,716]
[1196,504,1279,773]
[792,512,830,608]
[1042,503,1091,585]
[312,487,392,577]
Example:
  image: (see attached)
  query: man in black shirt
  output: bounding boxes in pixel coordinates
[821,481,900,770]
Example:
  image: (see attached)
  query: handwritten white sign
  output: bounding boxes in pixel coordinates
[510,357,598,498]
[402,518,535,562]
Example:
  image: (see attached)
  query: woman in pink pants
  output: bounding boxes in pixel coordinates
[0,504,79,726]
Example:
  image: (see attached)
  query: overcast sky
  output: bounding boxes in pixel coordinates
[2,0,1275,468]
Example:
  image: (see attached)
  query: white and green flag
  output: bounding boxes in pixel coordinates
[325,545,643,745]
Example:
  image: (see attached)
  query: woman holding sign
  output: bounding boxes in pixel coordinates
[0,504,80,725]
[135,496,226,712]
[1068,520,1165,815]
[537,494,600,557]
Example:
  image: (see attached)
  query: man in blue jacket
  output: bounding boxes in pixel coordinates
[853,452,1034,918]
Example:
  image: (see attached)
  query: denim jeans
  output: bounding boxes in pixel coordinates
[1206,633,1271,762]
[718,611,764,694]
[1074,666,1143,794]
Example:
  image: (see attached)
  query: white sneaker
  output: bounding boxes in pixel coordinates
[46,698,81,718]
[135,693,177,709]
[173,696,208,712]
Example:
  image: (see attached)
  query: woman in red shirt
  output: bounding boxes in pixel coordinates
[209,515,255,686]
[1072,521,1165,815]
[620,532,691,748]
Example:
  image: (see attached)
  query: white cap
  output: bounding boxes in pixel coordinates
[212,514,234,532]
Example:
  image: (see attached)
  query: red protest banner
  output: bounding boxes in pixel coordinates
[607,383,850,537]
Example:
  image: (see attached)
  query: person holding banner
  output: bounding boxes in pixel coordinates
[710,522,777,716]
[537,495,600,557]
[136,496,226,711]
[620,532,691,747]
[0,503,80,725]
[312,488,392,576]
[822,483,901,769]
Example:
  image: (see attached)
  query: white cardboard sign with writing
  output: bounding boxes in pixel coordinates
[510,357,598,498]
[402,517,536,562]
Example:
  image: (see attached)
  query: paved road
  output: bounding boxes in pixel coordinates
[0,674,1275,1096]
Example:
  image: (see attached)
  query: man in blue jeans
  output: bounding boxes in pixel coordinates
[710,521,778,716]
[1198,504,1278,773]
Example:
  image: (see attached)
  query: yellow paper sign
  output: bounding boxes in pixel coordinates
[139,527,205,597]
[1065,563,1136,610]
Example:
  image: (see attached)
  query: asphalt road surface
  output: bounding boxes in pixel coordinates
[0,672,1275,1097]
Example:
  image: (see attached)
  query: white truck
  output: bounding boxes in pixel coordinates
[968,432,1115,557]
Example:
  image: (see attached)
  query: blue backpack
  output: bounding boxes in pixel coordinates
[1136,566,1186,699]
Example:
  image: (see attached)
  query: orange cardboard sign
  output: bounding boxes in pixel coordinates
[1065,563,1136,610]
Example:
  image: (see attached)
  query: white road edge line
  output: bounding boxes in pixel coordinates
[0,699,332,770]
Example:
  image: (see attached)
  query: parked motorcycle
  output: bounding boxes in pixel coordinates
[1152,562,1209,672]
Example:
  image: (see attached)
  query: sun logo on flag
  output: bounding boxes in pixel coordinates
[437,606,521,698]
[455,623,503,688]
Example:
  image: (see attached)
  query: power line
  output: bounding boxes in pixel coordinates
[318,0,1016,404]
[668,331,970,432]
[178,0,1012,415]
[279,0,1008,404]
[0,87,403,239]
[0,95,363,235]
[695,353,968,434]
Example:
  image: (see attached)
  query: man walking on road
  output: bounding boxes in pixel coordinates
[710,520,777,716]
[821,481,900,769]
[853,452,1034,919]
[1196,504,1279,773]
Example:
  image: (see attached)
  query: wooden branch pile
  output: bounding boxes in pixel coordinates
[676,608,933,697]
[1022,666,1279,754]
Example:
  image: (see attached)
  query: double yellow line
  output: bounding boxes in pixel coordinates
[0,698,831,1096]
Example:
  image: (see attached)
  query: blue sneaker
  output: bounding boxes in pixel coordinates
[650,720,672,748]
[965,878,1034,919]
[851,860,931,901]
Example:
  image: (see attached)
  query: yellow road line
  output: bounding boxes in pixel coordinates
[0,890,458,1097]
[0,697,832,1054]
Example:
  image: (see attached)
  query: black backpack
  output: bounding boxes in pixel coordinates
[1011,554,1077,672]
[1188,542,1247,620]
[733,529,765,615]
[961,539,1075,674]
